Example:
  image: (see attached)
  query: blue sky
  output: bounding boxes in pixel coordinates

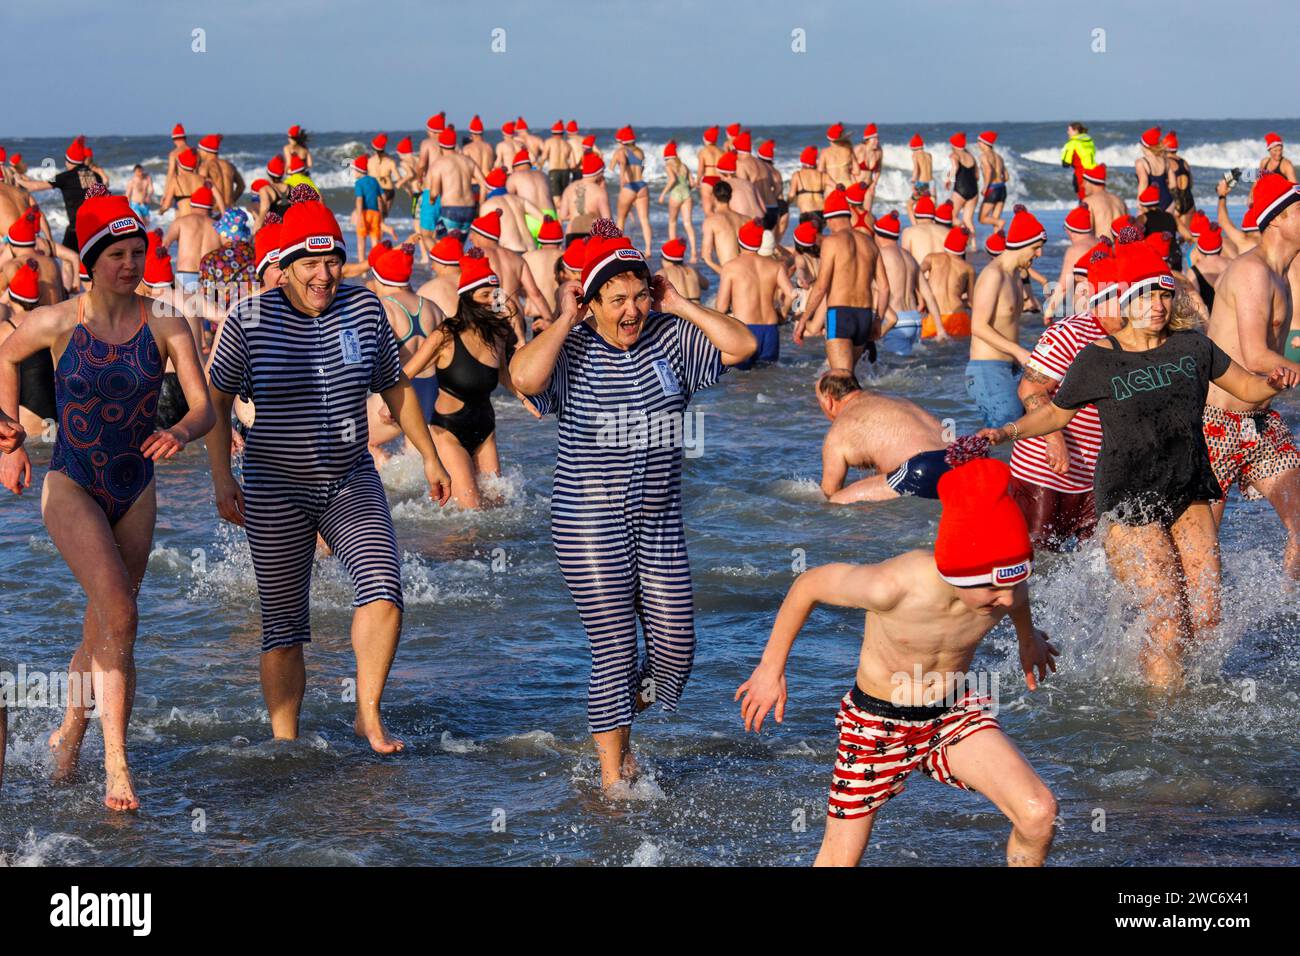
[2,0,1297,136]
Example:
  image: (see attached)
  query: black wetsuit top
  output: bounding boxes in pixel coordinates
[51,165,104,249]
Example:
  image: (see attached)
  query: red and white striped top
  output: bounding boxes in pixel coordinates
[1010,312,1106,494]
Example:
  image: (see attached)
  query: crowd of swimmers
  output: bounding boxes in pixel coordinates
[0,116,1299,867]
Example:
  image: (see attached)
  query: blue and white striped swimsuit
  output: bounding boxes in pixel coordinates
[209,285,405,652]
[531,311,725,733]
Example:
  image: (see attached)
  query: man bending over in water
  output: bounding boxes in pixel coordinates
[816,370,953,503]
[737,454,1059,867]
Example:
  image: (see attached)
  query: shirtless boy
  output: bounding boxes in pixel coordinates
[716,219,795,368]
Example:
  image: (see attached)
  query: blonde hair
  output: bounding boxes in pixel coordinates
[1168,281,1204,331]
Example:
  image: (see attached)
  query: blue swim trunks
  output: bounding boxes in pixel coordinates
[885,449,950,499]
[130,202,150,224]
[965,359,1022,428]
[737,323,780,370]
[419,189,441,232]
[438,204,475,237]
[879,309,922,357]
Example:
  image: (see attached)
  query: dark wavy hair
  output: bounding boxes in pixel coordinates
[443,292,515,352]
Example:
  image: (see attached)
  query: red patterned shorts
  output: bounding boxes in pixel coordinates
[1203,406,1300,501]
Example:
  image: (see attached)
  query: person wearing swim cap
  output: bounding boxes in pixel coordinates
[511,218,755,791]
[737,452,1059,867]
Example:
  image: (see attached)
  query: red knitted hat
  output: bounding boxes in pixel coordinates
[287,124,302,138]
[935,458,1033,588]
[799,146,818,168]
[470,208,503,243]
[1065,205,1093,233]
[76,183,146,270]
[352,154,369,174]
[615,126,636,145]
[1190,210,1210,237]
[737,219,764,251]
[862,123,878,140]
[845,182,868,207]
[1140,126,1162,148]
[978,130,998,146]
[1197,226,1223,255]
[793,221,820,248]
[1088,226,1172,307]
[1005,205,1047,249]
[465,114,481,134]
[277,185,346,268]
[1082,164,1106,185]
[566,120,579,134]
[397,137,413,155]
[660,237,686,263]
[254,214,282,279]
[429,234,464,266]
[7,259,40,305]
[171,123,187,139]
[457,247,499,295]
[984,230,1006,256]
[373,242,415,286]
[190,184,215,210]
[1265,131,1283,149]
[734,131,752,153]
[537,216,564,245]
[872,211,901,239]
[266,155,286,178]
[727,123,742,138]
[512,149,531,168]
[663,140,678,159]
[502,121,516,136]
[914,194,936,219]
[934,200,954,226]
[198,134,221,154]
[703,126,719,145]
[143,240,174,289]
[580,219,648,302]
[371,133,388,152]
[485,167,507,189]
[287,154,307,175]
[562,237,586,272]
[1248,172,1300,231]
[717,151,738,174]
[1241,207,1259,232]
[758,139,775,162]
[909,134,924,150]
[944,226,969,255]
[7,207,39,248]
[177,149,198,172]
[515,117,529,131]
[1138,185,1160,207]
[65,136,88,164]
[823,184,851,219]
[826,123,844,142]
[582,134,596,149]
[551,120,564,135]
[949,132,967,149]
[438,128,457,149]
[1163,130,1179,151]
[1073,239,1109,277]
[581,153,604,177]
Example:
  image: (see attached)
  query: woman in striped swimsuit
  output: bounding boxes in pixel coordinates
[510,220,756,790]
[206,186,451,754]
[0,186,214,811]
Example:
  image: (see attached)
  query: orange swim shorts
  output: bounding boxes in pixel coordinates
[921,311,971,338]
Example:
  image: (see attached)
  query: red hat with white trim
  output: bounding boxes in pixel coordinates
[253,213,282,279]
[8,258,40,305]
[872,211,901,239]
[1089,225,1173,307]
[1073,239,1109,277]
[914,194,936,220]
[661,237,686,263]
[485,167,507,189]
[1163,130,1179,151]
[249,178,269,194]
[984,231,1006,256]
[727,123,742,138]
[567,120,579,134]
[703,126,720,145]
[845,182,867,207]
[537,216,564,245]
[1197,226,1223,255]
[430,234,464,266]
[800,146,818,167]
[580,218,648,303]
[438,128,457,149]
[1248,171,1300,231]
[1138,185,1160,207]
[78,260,89,284]
[516,117,529,131]
[190,184,215,210]
[1082,164,1107,185]
[266,155,286,178]
[172,123,187,139]
[7,207,39,247]
[502,121,516,135]
[1109,214,1133,237]
[663,140,678,159]
[396,137,413,155]
[1140,126,1162,148]
[177,148,199,172]
[826,123,845,141]
[717,151,738,174]
[277,184,346,268]
[199,134,221,154]
[909,133,924,151]
[1065,204,1093,233]
[615,126,636,145]
[734,131,752,153]
[465,114,481,134]
[457,247,499,295]
[935,200,954,226]
[1242,207,1260,232]
[470,208,503,243]
[562,237,586,272]
[143,240,174,290]
[65,136,88,165]
[288,124,302,138]
[352,154,369,174]
[287,154,307,175]
[758,139,775,162]
[1190,210,1210,237]
[862,123,878,140]
[511,149,531,168]
[372,243,416,286]
[371,133,388,151]
[581,153,604,177]
[949,132,967,149]
[823,185,851,219]
[935,457,1033,588]
[944,226,969,255]
[551,120,564,135]
[582,134,596,149]
[1005,205,1046,249]
[737,219,764,251]
[794,221,820,248]
[75,183,146,271]
[978,130,997,146]
[1265,131,1283,149]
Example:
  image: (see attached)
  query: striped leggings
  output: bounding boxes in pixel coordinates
[242,457,404,653]
[553,495,697,734]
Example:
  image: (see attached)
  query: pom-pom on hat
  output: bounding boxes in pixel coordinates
[1065,204,1093,233]
[1082,164,1107,185]
[737,219,764,251]
[457,247,499,295]
[800,146,818,168]
[909,133,925,151]
[914,194,936,220]
[1197,226,1223,255]
[984,230,1006,256]
[823,184,851,219]
[1005,205,1047,249]
[277,184,346,269]
[253,215,282,279]
[944,226,969,255]
[1109,214,1133,238]
[1140,126,1162,148]
[660,237,686,263]
[934,200,954,226]
[429,234,464,267]
[580,218,648,303]
[1248,172,1300,232]
[7,259,40,305]
[76,183,146,271]
[7,207,39,248]
[873,211,901,239]
[537,216,564,246]
[935,457,1033,588]
[793,221,820,248]
[372,242,415,286]
[470,208,503,243]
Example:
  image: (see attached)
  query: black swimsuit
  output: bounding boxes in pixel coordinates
[953,158,978,201]
[430,332,500,452]
[3,315,55,421]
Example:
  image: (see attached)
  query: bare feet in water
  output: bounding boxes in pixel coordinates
[47,723,84,785]
[355,712,405,754]
[103,759,140,812]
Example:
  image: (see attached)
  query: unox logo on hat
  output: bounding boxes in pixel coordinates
[109,217,138,235]
[992,562,1031,587]
[1158,275,1175,290]
[614,248,643,261]
[305,236,335,252]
